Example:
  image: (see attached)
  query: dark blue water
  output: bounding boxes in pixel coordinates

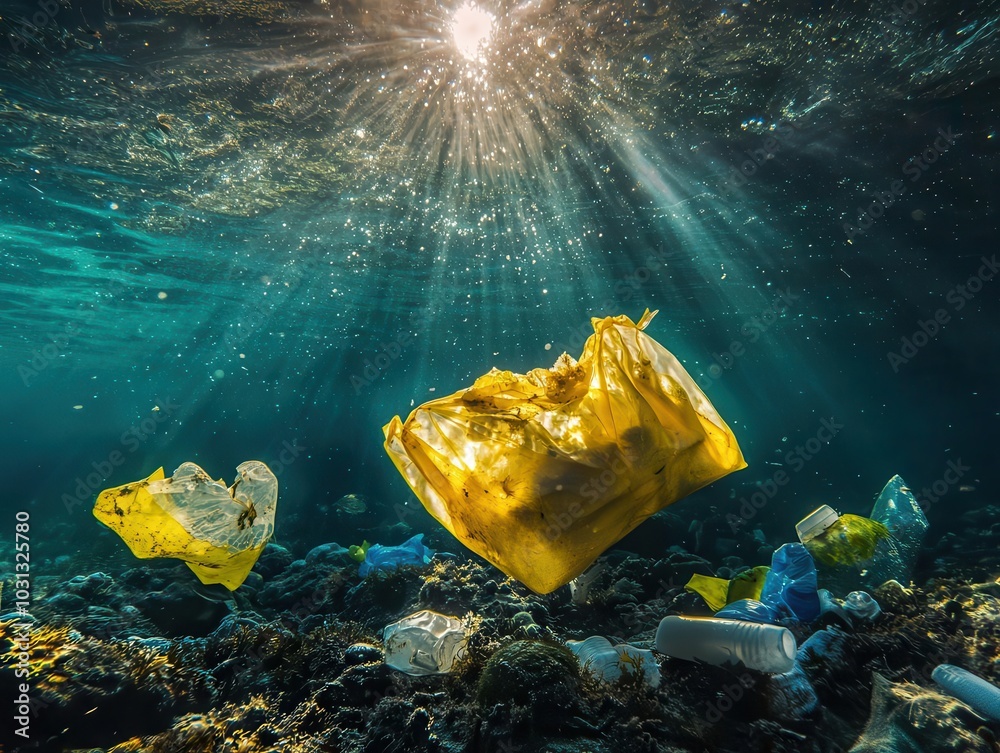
[0,0,997,560]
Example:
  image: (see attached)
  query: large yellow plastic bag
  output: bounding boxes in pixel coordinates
[383,310,746,594]
[93,461,278,590]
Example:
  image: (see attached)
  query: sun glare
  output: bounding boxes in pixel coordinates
[451,2,495,61]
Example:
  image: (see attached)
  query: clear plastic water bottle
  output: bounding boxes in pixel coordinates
[382,610,468,676]
[655,615,797,674]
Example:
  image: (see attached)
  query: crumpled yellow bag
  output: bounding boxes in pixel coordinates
[93,461,278,590]
[383,310,746,594]
[685,566,770,612]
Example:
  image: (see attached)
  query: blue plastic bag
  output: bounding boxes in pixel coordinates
[716,543,820,623]
[359,534,434,577]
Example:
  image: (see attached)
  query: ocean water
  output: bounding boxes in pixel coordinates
[0,0,998,750]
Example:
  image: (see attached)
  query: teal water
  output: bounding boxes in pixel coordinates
[0,0,997,554]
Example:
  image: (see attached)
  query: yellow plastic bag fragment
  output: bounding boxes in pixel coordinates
[93,461,278,590]
[685,566,770,612]
[383,310,746,594]
[803,514,890,567]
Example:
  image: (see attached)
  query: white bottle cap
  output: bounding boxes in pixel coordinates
[795,505,840,544]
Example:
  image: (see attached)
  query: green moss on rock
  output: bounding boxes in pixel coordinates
[477,640,581,708]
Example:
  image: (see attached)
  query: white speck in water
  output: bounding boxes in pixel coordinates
[544,343,552,350]
[73,404,83,410]
[214,369,225,379]
[157,291,168,300]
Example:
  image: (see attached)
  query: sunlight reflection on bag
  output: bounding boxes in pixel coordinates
[383,310,746,594]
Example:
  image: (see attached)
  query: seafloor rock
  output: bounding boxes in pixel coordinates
[477,639,582,711]
[5,529,1000,753]
[0,622,215,748]
[256,558,348,619]
[305,541,351,565]
[848,672,995,752]
[136,581,232,637]
[252,542,294,578]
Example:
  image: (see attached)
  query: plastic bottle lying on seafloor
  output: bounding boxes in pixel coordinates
[932,664,1000,721]
[655,615,797,674]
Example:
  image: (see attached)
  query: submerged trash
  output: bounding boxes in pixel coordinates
[358,534,434,577]
[348,540,371,562]
[797,475,928,594]
[842,591,881,622]
[685,565,770,613]
[817,588,851,623]
[335,493,368,514]
[93,461,278,590]
[566,635,660,688]
[383,310,746,594]
[864,475,929,587]
[655,615,797,674]
[932,664,1000,721]
[768,662,820,722]
[382,609,469,676]
[715,543,820,624]
[569,560,608,605]
[796,505,889,567]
